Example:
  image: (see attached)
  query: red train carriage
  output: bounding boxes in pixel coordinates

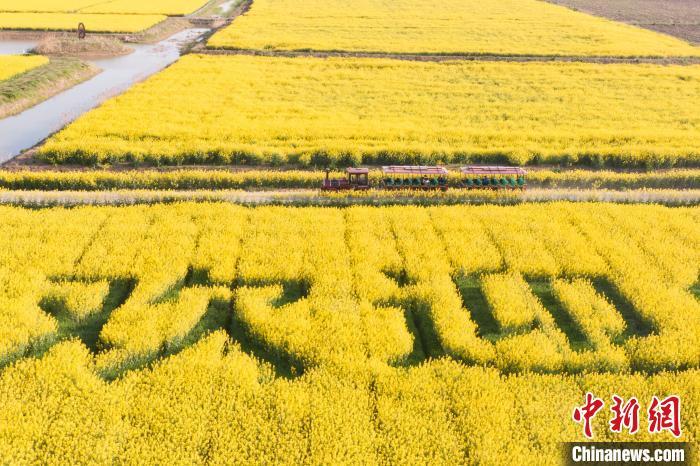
[321,167,370,191]
[460,165,527,190]
[381,166,449,190]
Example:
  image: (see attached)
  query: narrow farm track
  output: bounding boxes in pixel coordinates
[197,46,700,65]
[0,188,698,207]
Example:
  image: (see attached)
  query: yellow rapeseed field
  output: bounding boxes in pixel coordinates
[0,55,48,81]
[0,12,166,32]
[0,0,208,15]
[0,203,698,463]
[82,0,210,16]
[39,55,700,167]
[0,0,97,12]
[208,0,700,56]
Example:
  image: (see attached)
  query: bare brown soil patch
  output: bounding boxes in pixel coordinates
[546,0,700,44]
[645,24,700,45]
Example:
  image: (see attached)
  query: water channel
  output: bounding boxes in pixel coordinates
[0,28,209,162]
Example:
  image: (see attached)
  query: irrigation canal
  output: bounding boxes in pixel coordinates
[0,28,209,163]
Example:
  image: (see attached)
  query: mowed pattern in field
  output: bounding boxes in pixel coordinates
[0,202,699,463]
[0,55,48,81]
[39,55,700,167]
[1,203,698,373]
[208,0,700,56]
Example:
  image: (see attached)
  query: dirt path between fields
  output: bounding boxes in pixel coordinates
[196,46,700,65]
[1,188,697,207]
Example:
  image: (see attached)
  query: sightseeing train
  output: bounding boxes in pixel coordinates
[321,165,527,191]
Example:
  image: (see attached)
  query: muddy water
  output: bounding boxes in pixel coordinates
[0,40,38,55]
[0,28,209,163]
[219,0,239,14]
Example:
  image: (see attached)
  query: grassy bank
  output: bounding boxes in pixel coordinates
[0,58,99,119]
[32,35,132,58]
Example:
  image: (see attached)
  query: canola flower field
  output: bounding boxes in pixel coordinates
[0,202,698,463]
[0,0,209,16]
[80,0,209,16]
[207,0,700,56]
[38,55,700,167]
[0,12,166,33]
[0,0,210,32]
[0,55,48,82]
